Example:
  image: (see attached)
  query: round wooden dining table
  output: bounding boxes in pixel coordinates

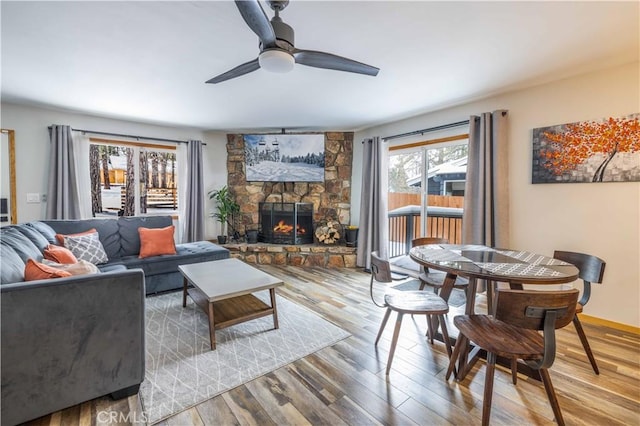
[409,243,580,380]
[409,243,580,314]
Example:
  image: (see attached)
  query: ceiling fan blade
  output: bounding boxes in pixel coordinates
[293,49,379,76]
[234,0,276,48]
[205,58,261,84]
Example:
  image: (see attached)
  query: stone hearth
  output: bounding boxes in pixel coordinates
[223,243,357,268]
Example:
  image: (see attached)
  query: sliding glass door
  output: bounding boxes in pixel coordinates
[388,138,468,257]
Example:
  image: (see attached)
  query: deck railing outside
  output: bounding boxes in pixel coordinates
[388,205,463,258]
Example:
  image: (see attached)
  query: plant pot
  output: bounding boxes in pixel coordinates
[246,230,258,244]
[345,228,359,247]
[217,235,228,244]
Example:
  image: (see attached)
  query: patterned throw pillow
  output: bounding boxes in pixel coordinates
[63,232,109,265]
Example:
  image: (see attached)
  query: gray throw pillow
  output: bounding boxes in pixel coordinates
[63,232,109,265]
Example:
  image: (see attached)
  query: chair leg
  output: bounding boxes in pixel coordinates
[539,368,565,426]
[438,314,453,358]
[511,358,519,384]
[419,280,426,291]
[375,308,392,346]
[573,315,599,374]
[482,352,497,426]
[446,334,466,381]
[386,312,404,375]
[425,314,434,342]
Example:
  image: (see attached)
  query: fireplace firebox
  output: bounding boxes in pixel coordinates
[259,202,314,245]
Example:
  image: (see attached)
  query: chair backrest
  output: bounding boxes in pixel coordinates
[411,237,449,247]
[553,250,606,284]
[494,288,579,331]
[369,251,392,308]
[495,288,579,369]
[370,251,393,283]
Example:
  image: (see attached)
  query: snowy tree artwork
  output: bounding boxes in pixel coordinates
[244,134,325,182]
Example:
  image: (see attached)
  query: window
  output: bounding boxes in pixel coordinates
[388,135,468,256]
[89,140,178,217]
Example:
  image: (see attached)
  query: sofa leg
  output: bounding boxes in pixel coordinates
[110,384,140,400]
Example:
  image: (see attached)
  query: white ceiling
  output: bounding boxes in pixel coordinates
[1,1,638,132]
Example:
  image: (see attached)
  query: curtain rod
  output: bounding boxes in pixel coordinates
[382,119,470,142]
[47,126,199,145]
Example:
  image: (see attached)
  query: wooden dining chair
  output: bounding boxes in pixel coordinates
[553,250,606,374]
[411,237,469,294]
[446,288,579,426]
[370,251,453,375]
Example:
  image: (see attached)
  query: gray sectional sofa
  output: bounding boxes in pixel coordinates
[0,215,229,426]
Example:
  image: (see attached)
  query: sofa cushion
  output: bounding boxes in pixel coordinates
[43,219,121,260]
[26,221,58,245]
[118,216,173,257]
[97,263,127,273]
[24,259,72,281]
[0,227,43,262]
[63,232,109,265]
[44,244,78,264]
[139,225,176,258]
[1,243,25,284]
[120,241,228,277]
[14,224,51,252]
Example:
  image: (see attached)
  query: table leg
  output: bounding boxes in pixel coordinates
[270,288,279,330]
[465,277,478,315]
[208,302,216,350]
[182,277,188,307]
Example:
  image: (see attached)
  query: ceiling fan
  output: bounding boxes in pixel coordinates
[206,0,380,84]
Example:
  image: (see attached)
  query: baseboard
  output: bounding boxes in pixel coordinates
[579,314,640,335]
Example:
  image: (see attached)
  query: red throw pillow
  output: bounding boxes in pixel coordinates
[55,228,97,245]
[24,258,73,281]
[138,225,177,258]
[43,244,78,264]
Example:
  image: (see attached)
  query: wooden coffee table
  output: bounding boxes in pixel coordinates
[179,258,284,350]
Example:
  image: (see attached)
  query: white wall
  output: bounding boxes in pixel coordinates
[353,62,640,327]
[0,103,228,239]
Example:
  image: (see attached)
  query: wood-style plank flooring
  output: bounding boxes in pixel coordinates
[24,265,640,425]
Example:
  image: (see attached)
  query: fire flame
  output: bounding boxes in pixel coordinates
[273,220,306,234]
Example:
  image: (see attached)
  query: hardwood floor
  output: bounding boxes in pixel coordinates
[24,265,639,426]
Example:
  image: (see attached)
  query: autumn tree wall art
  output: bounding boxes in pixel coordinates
[532,114,640,183]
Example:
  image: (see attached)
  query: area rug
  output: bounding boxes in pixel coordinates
[139,291,350,424]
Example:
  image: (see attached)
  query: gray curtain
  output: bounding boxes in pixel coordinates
[46,125,81,219]
[357,137,389,269]
[462,110,510,248]
[183,140,204,242]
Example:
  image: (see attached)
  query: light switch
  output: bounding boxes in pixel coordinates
[26,193,40,203]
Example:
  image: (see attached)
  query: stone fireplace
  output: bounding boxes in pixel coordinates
[259,202,314,245]
[223,132,357,267]
[227,132,354,234]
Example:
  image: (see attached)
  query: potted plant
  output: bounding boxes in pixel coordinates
[208,185,240,244]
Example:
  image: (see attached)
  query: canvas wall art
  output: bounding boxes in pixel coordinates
[244,134,325,182]
[532,113,640,184]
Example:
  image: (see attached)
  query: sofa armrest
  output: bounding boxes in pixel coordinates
[1,269,146,426]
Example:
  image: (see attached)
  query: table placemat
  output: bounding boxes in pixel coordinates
[497,250,571,266]
[474,262,563,277]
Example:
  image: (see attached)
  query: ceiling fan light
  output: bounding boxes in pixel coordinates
[259,49,295,73]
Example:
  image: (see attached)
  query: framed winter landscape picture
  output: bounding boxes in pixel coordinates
[532,113,640,184]
[244,133,325,182]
